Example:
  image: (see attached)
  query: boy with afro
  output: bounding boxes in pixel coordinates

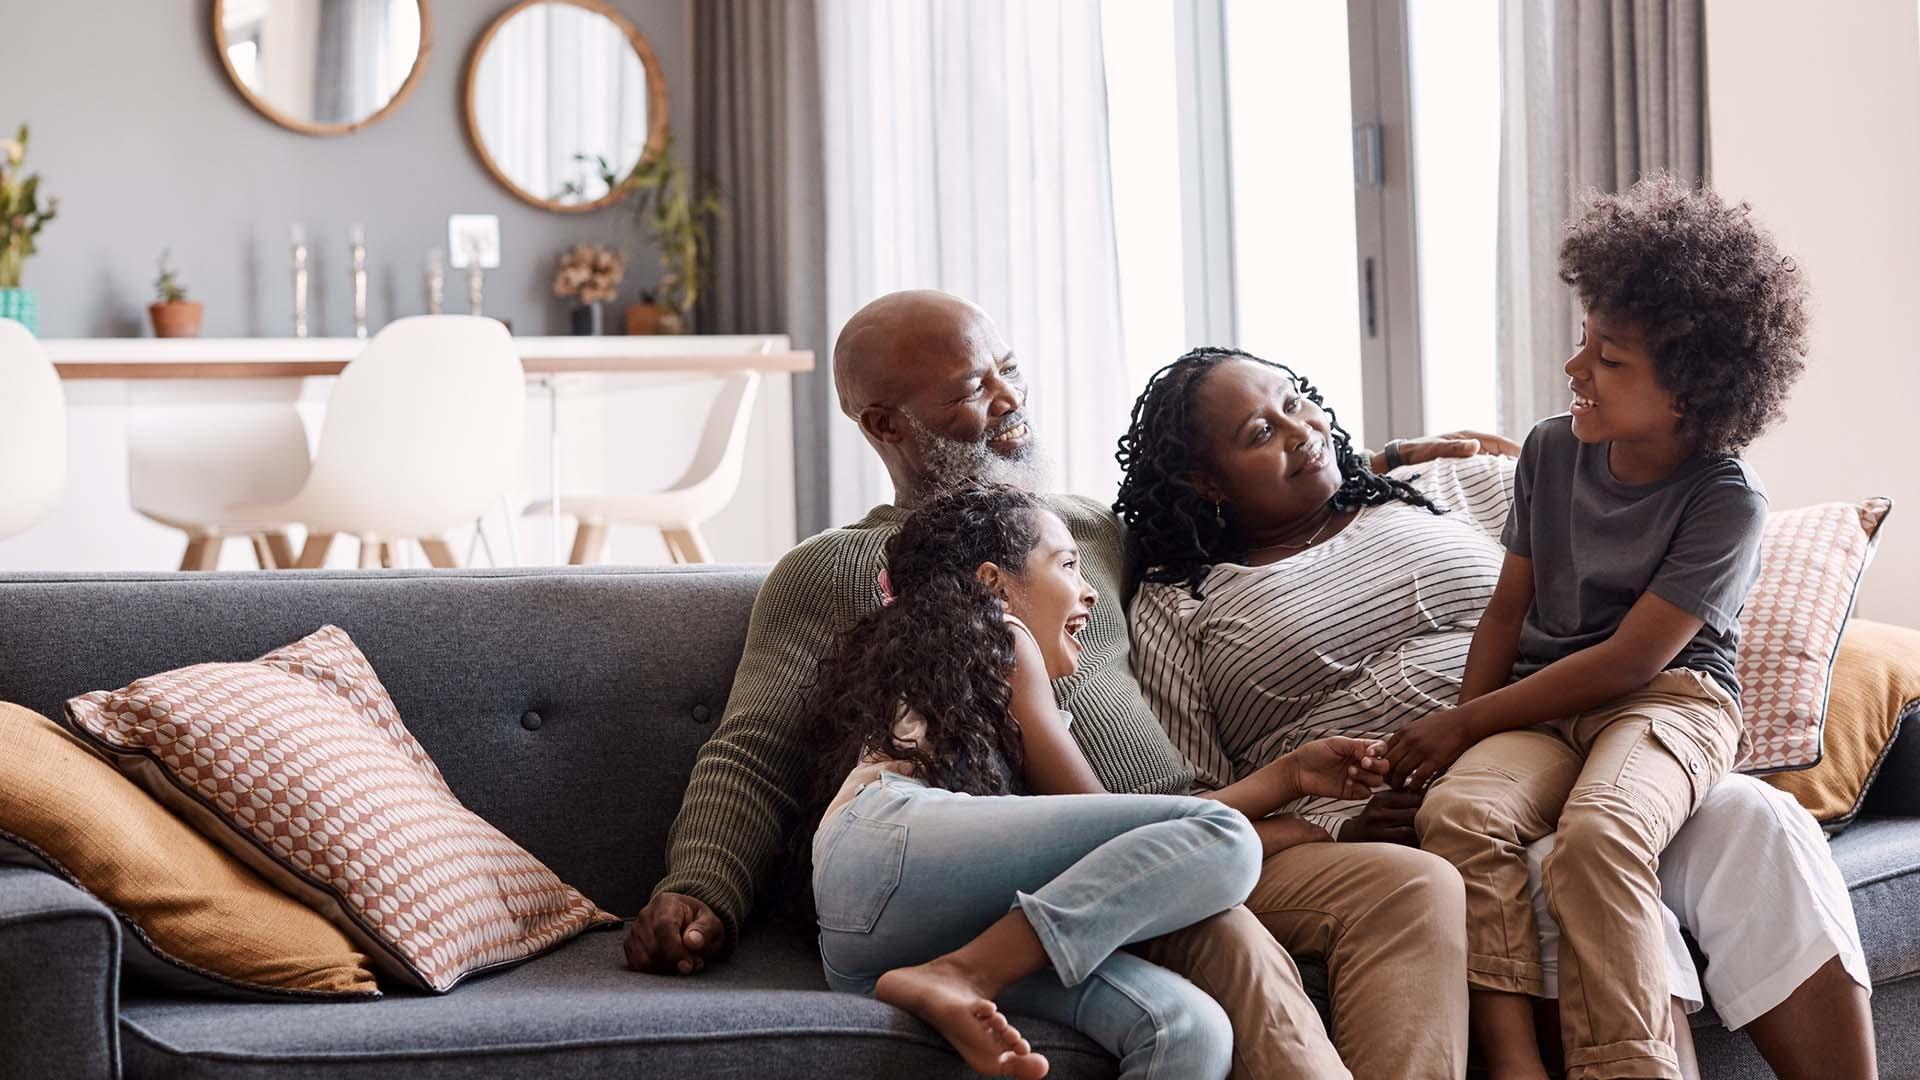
[1385,173,1810,1080]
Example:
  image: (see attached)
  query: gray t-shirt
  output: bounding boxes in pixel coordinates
[1500,415,1767,699]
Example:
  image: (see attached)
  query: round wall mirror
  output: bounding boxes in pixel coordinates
[214,0,432,136]
[465,0,670,213]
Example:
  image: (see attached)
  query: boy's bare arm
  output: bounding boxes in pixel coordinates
[1387,588,1707,790]
[1457,553,1532,706]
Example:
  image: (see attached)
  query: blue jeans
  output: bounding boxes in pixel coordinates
[812,773,1262,1080]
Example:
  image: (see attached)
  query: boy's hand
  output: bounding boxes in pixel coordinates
[1338,790,1424,845]
[1282,736,1390,800]
[1385,711,1474,791]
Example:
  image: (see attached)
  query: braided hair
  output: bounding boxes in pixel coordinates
[781,483,1046,917]
[1113,347,1439,597]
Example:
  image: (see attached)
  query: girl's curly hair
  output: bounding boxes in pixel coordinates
[1559,173,1809,454]
[1113,347,1438,598]
[781,483,1047,915]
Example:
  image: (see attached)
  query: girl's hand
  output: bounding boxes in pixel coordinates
[1280,736,1390,801]
[1253,814,1332,857]
[1384,711,1473,791]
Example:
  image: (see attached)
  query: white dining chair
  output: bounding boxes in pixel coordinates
[127,383,311,570]
[527,371,760,565]
[227,316,526,568]
[0,318,66,540]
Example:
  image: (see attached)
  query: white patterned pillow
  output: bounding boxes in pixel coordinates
[1736,498,1893,774]
[65,626,618,992]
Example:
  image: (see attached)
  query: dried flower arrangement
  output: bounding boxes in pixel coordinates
[552,243,625,304]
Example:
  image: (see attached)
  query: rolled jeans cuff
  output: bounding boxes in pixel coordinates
[1467,954,1547,998]
[1565,1037,1682,1080]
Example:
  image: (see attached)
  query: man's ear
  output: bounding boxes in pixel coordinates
[860,403,908,446]
[975,561,1011,606]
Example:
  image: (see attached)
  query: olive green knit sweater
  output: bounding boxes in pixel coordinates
[652,495,1195,941]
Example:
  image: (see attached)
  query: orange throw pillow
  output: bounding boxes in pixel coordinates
[65,625,619,993]
[1765,620,1920,825]
[0,702,377,998]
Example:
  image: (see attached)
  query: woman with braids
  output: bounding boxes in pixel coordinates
[793,483,1393,1080]
[1117,177,1870,1080]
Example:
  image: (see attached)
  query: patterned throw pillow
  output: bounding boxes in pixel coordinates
[1736,497,1893,774]
[65,625,619,993]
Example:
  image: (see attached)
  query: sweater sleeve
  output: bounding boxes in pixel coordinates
[651,534,874,943]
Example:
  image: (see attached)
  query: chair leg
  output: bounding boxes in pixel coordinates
[264,531,297,569]
[296,533,335,569]
[568,521,609,565]
[359,537,382,569]
[662,525,713,564]
[249,534,277,569]
[419,537,459,568]
[179,536,223,572]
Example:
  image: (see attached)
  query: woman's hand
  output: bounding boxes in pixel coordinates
[1253,814,1332,857]
[1278,736,1390,801]
[1337,791,1423,845]
[1383,710,1475,791]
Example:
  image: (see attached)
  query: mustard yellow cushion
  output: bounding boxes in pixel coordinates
[1764,620,1920,825]
[0,702,378,997]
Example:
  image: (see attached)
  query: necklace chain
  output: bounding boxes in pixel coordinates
[1246,506,1340,553]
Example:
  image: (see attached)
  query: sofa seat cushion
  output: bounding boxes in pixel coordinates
[120,926,1118,1080]
[1828,816,1920,986]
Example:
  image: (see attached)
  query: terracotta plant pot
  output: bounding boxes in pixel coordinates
[149,301,204,338]
[624,301,669,335]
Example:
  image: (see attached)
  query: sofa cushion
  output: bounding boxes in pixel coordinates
[0,702,377,999]
[66,625,618,993]
[1764,620,1920,827]
[119,927,1118,1080]
[0,567,763,918]
[1827,816,1920,987]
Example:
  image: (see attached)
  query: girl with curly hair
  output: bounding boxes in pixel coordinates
[1116,202,1869,1075]
[795,483,1390,1080]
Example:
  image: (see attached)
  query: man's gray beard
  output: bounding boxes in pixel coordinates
[904,414,1051,497]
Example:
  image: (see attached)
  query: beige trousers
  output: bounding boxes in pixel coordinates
[1415,669,1743,1080]
[1138,840,1470,1080]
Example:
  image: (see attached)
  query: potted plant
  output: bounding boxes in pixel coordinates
[148,249,203,338]
[0,124,58,334]
[552,242,624,335]
[578,140,722,334]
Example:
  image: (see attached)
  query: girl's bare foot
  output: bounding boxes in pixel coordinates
[876,959,1050,1079]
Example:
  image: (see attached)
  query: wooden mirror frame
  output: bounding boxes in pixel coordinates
[212,0,434,137]
[463,0,671,214]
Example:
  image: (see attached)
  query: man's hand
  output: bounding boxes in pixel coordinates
[1373,429,1522,473]
[1281,736,1390,801]
[624,892,726,975]
[1337,790,1424,845]
[1384,711,1475,791]
[1253,814,1332,858]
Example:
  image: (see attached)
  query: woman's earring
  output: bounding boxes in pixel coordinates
[1214,502,1225,528]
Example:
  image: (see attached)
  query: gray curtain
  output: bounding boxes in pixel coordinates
[693,0,831,538]
[1495,0,1707,436]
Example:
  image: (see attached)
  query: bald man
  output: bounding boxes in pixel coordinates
[628,290,1482,1079]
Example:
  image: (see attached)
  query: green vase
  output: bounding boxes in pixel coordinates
[0,288,38,334]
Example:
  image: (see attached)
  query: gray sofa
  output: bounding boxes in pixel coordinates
[0,567,1915,1079]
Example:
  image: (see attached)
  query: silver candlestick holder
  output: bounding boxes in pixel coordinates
[350,223,368,339]
[467,265,485,317]
[290,224,309,338]
[426,248,446,315]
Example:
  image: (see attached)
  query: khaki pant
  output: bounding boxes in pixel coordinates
[1138,840,1469,1080]
[1415,669,1743,1080]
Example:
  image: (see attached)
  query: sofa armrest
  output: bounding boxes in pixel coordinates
[0,865,120,1079]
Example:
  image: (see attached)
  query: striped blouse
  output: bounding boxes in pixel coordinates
[1132,454,1517,837]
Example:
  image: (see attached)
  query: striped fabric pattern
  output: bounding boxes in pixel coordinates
[654,494,1194,941]
[1132,455,1515,836]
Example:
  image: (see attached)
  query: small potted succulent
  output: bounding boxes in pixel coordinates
[552,242,624,335]
[0,124,58,333]
[148,249,203,338]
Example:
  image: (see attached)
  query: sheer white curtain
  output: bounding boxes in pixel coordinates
[818,0,1131,522]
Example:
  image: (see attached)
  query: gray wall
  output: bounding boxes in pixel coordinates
[0,0,691,338]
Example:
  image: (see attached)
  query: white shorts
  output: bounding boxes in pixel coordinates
[1527,772,1869,1029]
